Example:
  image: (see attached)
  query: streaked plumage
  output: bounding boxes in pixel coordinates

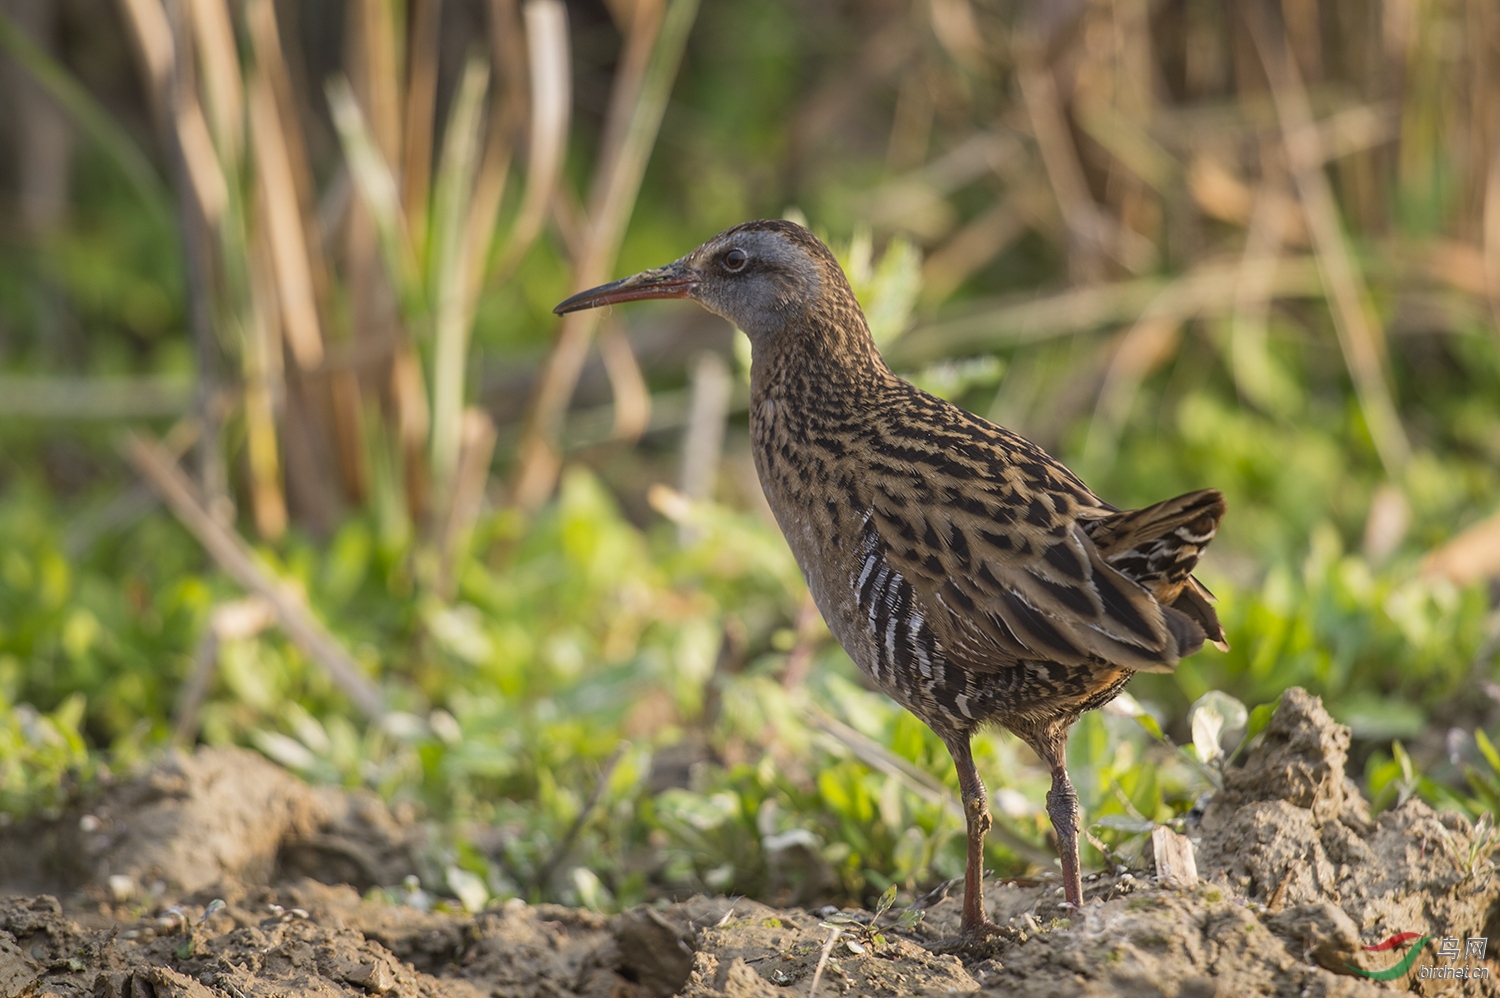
[555,219,1226,935]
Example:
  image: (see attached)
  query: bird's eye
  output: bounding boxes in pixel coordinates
[723,248,748,272]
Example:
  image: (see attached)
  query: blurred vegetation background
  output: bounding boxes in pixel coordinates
[2,0,1500,913]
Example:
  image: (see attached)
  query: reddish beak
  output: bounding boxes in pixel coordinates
[553,263,700,315]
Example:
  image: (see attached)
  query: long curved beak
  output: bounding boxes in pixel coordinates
[553,262,700,315]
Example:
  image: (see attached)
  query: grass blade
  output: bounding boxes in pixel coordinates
[326,75,421,311]
[429,57,492,514]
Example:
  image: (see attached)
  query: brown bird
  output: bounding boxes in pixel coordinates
[555,219,1226,935]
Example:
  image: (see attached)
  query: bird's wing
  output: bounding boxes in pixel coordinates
[863,480,1217,676]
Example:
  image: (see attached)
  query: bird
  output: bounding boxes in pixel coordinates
[554,219,1226,936]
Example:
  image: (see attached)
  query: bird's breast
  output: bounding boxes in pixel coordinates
[748,393,937,707]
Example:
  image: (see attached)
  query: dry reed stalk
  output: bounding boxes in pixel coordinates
[893,254,1325,365]
[126,432,385,720]
[488,0,529,142]
[242,376,288,541]
[1248,10,1411,477]
[391,345,431,524]
[348,0,403,167]
[249,65,325,369]
[434,408,499,600]
[117,0,173,102]
[400,0,444,250]
[325,367,370,506]
[486,0,571,285]
[174,92,228,225]
[245,200,289,540]
[509,0,700,513]
[599,319,652,442]
[185,0,241,160]
[246,0,332,327]
[1485,147,1500,333]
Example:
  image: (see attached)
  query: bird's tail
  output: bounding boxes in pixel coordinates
[1084,489,1229,653]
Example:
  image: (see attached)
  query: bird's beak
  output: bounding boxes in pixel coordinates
[553,262,700,315]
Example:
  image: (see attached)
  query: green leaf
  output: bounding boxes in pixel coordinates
[1244,701,1277,744]
[1135,713,1165,740]
[1475,728,1500,776]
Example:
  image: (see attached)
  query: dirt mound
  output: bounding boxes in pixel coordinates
[0,746,421,901]
[2,688,1496,996]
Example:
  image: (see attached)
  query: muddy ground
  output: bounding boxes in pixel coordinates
[2,688,1497,997]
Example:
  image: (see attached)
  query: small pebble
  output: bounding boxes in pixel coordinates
[107,875,136,903]
[348,961,396,994]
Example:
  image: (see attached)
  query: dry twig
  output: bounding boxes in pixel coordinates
[125,432,385,720]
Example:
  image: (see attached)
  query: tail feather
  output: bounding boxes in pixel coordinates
[1162,604,1207,658]
[1084,488,1228,650]
[1172,577,1229,652]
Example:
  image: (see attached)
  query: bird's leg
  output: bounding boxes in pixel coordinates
[1036,731,1084,909]
[941,732,1002,936]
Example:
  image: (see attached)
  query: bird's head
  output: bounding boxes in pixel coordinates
[553,219,853,343]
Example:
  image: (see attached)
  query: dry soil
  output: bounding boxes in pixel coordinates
[2,688,1496,996]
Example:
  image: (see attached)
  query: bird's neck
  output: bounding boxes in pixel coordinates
[748,293,894,410]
